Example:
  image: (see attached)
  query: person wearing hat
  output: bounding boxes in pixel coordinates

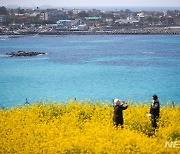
[113,99,128,127]
[148,94,160,128]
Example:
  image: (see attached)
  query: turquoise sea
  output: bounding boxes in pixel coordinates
[0,35,180,107]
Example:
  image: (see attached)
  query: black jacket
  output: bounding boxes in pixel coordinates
[113,104,128,125]
[150,100,160,117]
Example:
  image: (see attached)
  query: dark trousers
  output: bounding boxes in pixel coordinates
[151,114,158,128]
[113,116,123,127]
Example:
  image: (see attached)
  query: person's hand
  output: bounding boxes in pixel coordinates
[122,101,126,104]
[148,113,151,117]
[122,101,128,107]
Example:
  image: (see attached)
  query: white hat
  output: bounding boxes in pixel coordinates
[114,99,121,105]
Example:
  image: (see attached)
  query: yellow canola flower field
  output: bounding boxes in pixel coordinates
[0,100,179,153]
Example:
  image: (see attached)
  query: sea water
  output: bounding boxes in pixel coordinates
[0,35,180,107]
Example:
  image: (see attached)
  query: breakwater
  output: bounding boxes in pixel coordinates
[1,28,180,35]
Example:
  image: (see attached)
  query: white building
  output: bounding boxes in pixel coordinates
[78,24,89,31]
[40,12,49,20]
[72,9,83,15]
[115,15,139,25]
[40,11,66,21]
[137,13,145,23]
[56,20,71,30]
[0,15,9,26]
[71,19,83,26]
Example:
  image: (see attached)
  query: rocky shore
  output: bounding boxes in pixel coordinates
[1,27,180,35]
[6,51,46,57]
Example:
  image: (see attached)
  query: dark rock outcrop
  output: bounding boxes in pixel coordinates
[6,51,45,57]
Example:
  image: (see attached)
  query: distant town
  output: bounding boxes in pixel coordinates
[0,6,180,35]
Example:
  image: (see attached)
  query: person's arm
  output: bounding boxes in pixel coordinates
[121,101,128,110]
[151,102,159,109]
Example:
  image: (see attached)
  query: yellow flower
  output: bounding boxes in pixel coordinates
[0,100,179,153]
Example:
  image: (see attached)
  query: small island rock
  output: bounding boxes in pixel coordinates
[6,51,45,57]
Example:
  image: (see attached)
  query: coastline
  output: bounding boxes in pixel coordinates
[1,27,180,35]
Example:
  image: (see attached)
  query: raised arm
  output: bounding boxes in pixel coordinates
[121,101,128,110]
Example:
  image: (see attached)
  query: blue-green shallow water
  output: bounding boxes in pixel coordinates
[0,35,180,107]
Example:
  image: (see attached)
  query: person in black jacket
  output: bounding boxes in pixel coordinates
[113,99,128,127]
[149,94,160,128]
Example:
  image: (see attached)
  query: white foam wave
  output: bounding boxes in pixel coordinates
[142,52,154,54]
